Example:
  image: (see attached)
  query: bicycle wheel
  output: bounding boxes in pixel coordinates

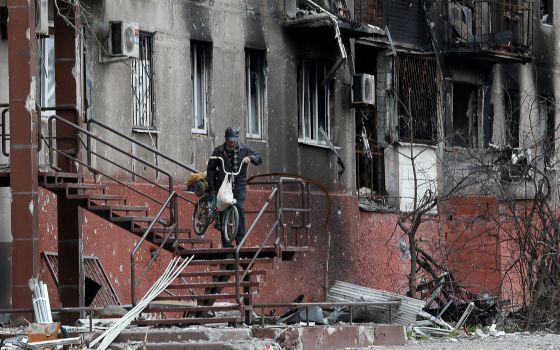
[193,199,211,236]
[221,205,239,245]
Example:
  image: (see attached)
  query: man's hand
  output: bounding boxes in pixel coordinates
[242,156,252,165]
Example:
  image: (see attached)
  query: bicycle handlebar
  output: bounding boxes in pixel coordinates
[209,156,244,176]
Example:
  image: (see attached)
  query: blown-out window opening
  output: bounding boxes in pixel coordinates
[131,33,155,130]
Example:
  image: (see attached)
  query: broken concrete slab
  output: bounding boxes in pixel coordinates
[275,324,377,349]
[113,326,253,343]
[374,324,407,346]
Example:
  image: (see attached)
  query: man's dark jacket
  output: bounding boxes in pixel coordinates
[207,143,262,194]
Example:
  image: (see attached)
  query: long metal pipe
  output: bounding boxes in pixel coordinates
[131,191,177,305]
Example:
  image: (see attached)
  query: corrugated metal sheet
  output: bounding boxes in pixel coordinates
[327,280,425,325]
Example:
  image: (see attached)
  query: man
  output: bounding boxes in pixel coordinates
[207,127,262,247]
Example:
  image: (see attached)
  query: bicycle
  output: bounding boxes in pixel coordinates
[192,156,241,245]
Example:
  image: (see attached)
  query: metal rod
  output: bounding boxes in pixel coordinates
[49,116,174,194]
[51,148,166,207]
[235,188,278,304]
[131,191,177,305]
[88,119,197,173]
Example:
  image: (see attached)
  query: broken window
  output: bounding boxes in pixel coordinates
[396,54,438,144]
[356,109,385,198]
[542,96,556,168]
[297,60,331,143]
[354,0,384,27]
[246,49,266,139]
[39,37,56,117]
[504,90,520,148]
[452,83,483,148]
[131,33,155,130]
[0,7,7,40]
[355,45,385,198]
[541,0,553,25]
[191,41,211,134]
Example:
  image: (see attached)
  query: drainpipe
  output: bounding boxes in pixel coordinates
[304,0,349,86]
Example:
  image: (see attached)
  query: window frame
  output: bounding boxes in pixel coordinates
[297,60,331,145]
[131,32,156,131]
[245,49,266,139]
[39,36,56,117]
[191,41,210,135]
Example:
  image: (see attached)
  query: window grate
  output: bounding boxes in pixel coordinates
[132,33,155,130]
[396,54,438,144]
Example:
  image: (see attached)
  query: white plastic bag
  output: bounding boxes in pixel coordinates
[216,175,236,211]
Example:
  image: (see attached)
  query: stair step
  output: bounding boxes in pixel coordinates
[135,316,242,326]
[186,258,274,266]
[177,247,279,260]
[154,293,251,301]
[178,247,279,255]
[152,237,213,245]
[130,226,183,234]
[43,171,84,179]
[111,216,168,224]
[167,281,259,289]
[178,270,266,278]
[65,183,106,189]
[75,194,127,202]
[89,204,148,212]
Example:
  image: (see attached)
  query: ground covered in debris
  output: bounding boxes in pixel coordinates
[367,332,560,350]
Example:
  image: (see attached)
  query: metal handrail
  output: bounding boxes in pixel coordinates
[87,119,197,174]
[131,191,177,305]
[47,115,176,216]
[235,188,279,304]
[234,177,313,305]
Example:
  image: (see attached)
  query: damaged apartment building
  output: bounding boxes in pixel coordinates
[0,0,555,325]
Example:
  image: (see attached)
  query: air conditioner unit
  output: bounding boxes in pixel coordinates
[109,21,140,59]
[35,0,49,36]
[352,74,375,106]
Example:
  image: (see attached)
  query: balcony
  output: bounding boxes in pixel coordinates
[283,0,384,38]
[443,0,533,63]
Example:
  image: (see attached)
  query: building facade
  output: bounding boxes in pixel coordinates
[0,0,557,315]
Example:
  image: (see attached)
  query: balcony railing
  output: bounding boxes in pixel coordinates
[443,0,533,60]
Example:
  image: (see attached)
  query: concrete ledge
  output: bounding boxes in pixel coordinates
[374,324,407,346]
[113,326,252,343]
[109,324,406,349]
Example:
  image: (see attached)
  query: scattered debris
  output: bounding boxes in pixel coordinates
[327,280,425,324]
[89,256,192,350]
